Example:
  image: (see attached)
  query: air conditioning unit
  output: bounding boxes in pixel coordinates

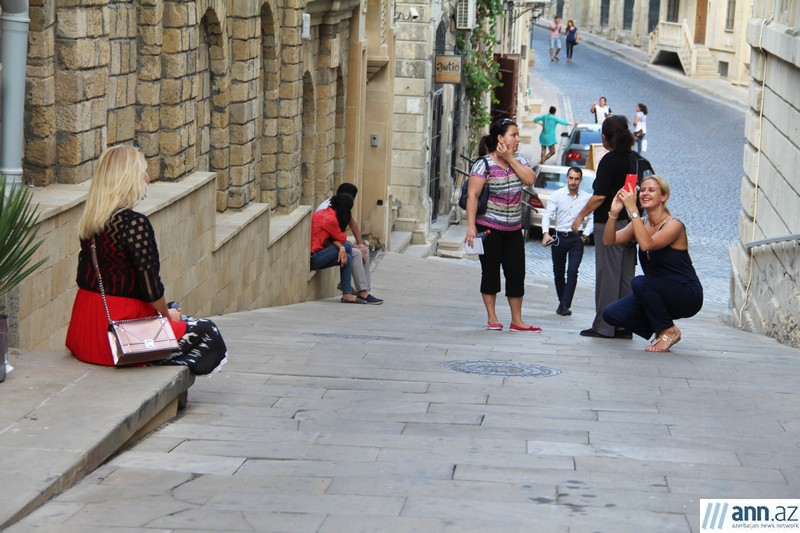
[456,0,476,30]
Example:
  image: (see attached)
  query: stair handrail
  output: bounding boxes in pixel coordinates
[680,19,697,76]
[647,23,659,59]
[744,233,800,250]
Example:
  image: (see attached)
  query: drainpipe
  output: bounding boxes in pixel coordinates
[0,0,30,189]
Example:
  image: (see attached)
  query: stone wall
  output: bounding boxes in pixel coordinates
[391,3,458,245]
[12,173,336,351]
[728,9,800,348]
[23,0,358,213]
[7,0,376,348]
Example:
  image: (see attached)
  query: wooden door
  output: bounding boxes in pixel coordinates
[491,54,519,122]
[694,0,707,44]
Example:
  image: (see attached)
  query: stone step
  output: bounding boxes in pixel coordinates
[393,217,416,232]
[403,243,433,258]
[435,223,467,258]
[389,230,412,253]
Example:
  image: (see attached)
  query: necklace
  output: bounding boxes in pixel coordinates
[648,213,670,228]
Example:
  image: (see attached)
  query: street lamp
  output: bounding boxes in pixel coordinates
[503,0,551,22]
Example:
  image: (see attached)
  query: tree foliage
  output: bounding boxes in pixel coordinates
[458,0,504,153]
[0,176,47,314]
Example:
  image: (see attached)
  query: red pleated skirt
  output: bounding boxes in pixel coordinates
[65,288,187,366]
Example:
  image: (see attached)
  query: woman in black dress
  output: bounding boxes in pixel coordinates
[602,175,703,351]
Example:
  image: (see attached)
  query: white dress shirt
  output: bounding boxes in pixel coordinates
[541,187,594,236]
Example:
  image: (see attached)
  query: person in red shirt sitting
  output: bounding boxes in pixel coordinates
[310,193,364,303]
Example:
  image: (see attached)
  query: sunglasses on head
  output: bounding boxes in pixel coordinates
[494,118,515,130]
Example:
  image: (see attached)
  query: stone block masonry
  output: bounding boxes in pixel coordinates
[23,0,359,214]
[11,0,390,346]
[729,13,800,348]
[13,173,338,351]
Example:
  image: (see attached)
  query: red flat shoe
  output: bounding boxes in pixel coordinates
[485,323,504,331]
[510,324,542,333]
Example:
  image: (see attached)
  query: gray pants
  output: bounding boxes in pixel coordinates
[351,246,371,293]
[592,221,636,336]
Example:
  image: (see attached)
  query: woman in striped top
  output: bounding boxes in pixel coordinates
[464,118,541,332]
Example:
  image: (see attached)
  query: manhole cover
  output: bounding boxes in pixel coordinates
[441,360,561,377]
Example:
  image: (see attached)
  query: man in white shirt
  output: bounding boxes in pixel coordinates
[589,96,611,124]
[541,167,594,316]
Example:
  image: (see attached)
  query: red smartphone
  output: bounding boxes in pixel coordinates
[624,174,638,193]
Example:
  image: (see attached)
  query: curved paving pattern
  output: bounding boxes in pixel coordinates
[442,359,561,377]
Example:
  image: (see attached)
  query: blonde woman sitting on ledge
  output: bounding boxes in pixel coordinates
[65,145,228,375]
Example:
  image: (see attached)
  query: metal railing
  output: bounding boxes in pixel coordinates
[648,20,697,75]
[744,233,800,250]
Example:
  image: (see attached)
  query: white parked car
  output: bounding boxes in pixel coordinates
[522,164,596,242]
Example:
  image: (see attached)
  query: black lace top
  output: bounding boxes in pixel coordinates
[76,209,165,302]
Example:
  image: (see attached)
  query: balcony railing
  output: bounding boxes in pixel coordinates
[648,20,697,76]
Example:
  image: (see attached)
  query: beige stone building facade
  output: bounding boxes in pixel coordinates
[553,0,752,84]
[728,0,800,348]
[0,0,538,350]
[390,2,534,248]
[390,1,462,248]
[1,0,407,349]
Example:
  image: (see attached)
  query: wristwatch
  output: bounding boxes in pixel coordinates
[631,212,640,219]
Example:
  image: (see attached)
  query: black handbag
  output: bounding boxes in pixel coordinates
[458,156,490,215]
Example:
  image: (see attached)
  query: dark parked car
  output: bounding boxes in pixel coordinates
[560,123,602,167]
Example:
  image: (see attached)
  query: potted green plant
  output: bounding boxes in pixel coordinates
[0,175,47,382]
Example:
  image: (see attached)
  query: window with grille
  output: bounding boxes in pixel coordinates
[623,0,635,29]
[648,0,660,31]
[667,0,679,22]
[725,0,736,29]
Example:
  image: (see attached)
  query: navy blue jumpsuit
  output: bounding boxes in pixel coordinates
[603,223,703,340]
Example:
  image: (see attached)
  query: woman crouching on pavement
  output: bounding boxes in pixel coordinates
[464,118,540,332]
[601,176,703,351]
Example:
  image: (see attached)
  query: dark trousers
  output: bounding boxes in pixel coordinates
[603,275,703,339]
[310,241,353,294]
[551,232,584,309]
[566,41,575,59]
[636,133,645,153]
[592,221,637,336]
[477,225,525,297]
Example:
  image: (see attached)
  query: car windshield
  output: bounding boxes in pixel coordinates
[535,170,595,192]
[535,171,567,190]
[574,129,602,145]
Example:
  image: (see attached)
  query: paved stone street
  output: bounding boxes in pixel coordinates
[521,30,746,309]
[2,32,791,533]
[9,251,800,533]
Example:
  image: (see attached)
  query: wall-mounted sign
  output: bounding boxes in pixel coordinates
[434,55,462,84]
